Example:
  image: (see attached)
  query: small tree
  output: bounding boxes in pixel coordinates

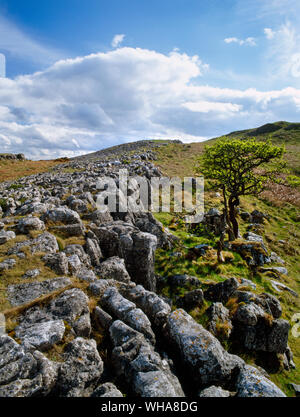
[195,138,285,242]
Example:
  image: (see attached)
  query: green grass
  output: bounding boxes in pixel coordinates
[153,123,300,396]
[154,203,300,395]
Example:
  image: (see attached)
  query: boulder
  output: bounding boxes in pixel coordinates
[251,210,268,224]
[244,232,264,243]
[109,320,184,397]
[207,302,232,339]
[270,252,285,265]
[0,230,16,245]
[101,287,155,344]
[199,386,231,397]
[47,289,91,337]
[234,303,265,326]
[22,269,40,279]
[30,232,59,254]
[43,252,69,275]
[94,306,113,330]
[176,289,204,311]
[97,256,130,282]
[91,222,157,291]
[165,309,243,387]
[0,335,58,397]
[134,212,177,249]
[57,338,103,397]
[67,254,82,275]
[41,207,81,225]
[17,217,45,234]
[230,241,270,267]
[15,320,65,351]
[75,267,97,283]
[17,288,91,338]
[64,244,91,267]
[168,274,201,288]
[204,278,239,304]
[68,198,88,213]
[261,266,288,276]
[120,284,171,328]
[88,279,110,296]
[51,223,85,237]
[8,232,59,256]
[0,258,16,271]
[7,277,71,306]
[235,365,285,397]
[82,209,113,225]
[233,300,289,354]
[270,280,298,298]
[92,382,123,397]
[16,202,51,216]
[85,238,103,266]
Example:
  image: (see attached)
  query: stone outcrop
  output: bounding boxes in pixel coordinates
[109,320,184,397]
[0,142,293,398]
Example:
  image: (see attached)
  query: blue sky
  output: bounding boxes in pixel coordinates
[0,0,300,158]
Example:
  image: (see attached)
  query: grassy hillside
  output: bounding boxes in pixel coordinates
[0,158,67,183]
[155,121,300,206]
[222,121,300,176]
[2,121,299,395]
[226,121,300,144]
[156,121,300,176]
[153,121,300,396]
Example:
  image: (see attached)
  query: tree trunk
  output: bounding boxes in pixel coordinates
[217,232,225,263]
[222,186,235,241]
[229,196,239,239]
[217,209,227,263]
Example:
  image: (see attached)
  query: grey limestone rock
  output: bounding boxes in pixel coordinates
[235,365,285,397]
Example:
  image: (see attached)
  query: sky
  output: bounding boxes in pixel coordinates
[0,0,300,159]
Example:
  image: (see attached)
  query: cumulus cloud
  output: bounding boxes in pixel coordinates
[224,37,256,46]
[1,47,300,159]
[111,34,125,48]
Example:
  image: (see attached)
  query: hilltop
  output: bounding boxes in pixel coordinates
[226,121,300,145]
[71,139,182,162]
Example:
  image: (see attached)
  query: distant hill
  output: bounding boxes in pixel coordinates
[71,139,182,161]
[223,121,300,145]
[207,121,300,176]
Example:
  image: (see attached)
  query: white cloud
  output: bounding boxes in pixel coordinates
[1,47,300,159]
[224,37,239,44]
[237,0,300,20]
[264,28,275,40]
[0,15,61,65]
[224,37,256,46]
[111,34,125,48]
[262,21,300,83]
[183,101,242,114]
[260,0,299,18]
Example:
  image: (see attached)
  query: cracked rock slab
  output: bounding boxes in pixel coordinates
[236,365,286,397]
[15,320,65,351]
[7,277,71,306]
